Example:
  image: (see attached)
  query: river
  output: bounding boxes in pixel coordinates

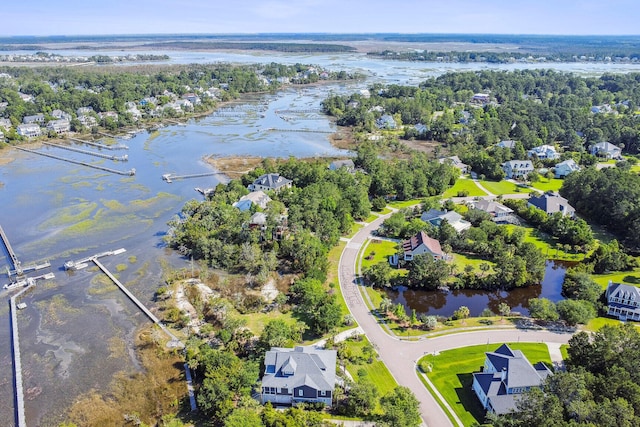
[0,50,635,426]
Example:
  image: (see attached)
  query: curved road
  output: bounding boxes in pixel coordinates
[338,213,573,427]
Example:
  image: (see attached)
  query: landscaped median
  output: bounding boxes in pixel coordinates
[417,343,553,426]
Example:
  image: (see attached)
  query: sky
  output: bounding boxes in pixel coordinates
[2,0,638,36]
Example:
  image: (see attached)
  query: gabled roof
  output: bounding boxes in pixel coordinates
[329,159,355,171]
[528,192,575,215]
[420,209,471,233]
[233,191,272,211]
[471,200,513,216]
[503,160,533,169]
[251,174,292,190]
[262,346,337,392]
[607,282,640,301]
[402,231,443,256]
[497,140,516,149]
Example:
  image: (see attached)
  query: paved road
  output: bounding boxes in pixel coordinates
[338,213,573,427]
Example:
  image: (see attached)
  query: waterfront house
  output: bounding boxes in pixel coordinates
[438,156,469,174]
[401,231,444,262]
[472,344,552,415]
[527,192,575,217]
[77,106,94,115]
[182,93,201,105]
[502,160,534,179]
[328,159,355,172]
[78,114,97,128]
[46,119,70,134]
[16,123,41,138]
[554,159,580,178]
[527,144,559,160]
[98,111,119,121]
[605,281,640,321]
[261,346,336,407]
[590,141,622,159]
[420,209,471,233]
[232,191,272,212]
[22,113,44,124]
[248,174,292,193]
[468,199,514,223]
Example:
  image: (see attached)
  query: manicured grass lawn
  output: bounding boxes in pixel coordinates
[452,253,495,274]
[362,239,399,269]
[364,213,379,223]
[442,178,487,198]
[241,310,296,335]
[388,199,422,209]
[584,317,624,332]
[504,224,587,261]
[420,343,552,426]
[590,269,640,290]
[530,177,564,193]
[343,336,398,397]
[346,222,363,238]
[479,180,535,195]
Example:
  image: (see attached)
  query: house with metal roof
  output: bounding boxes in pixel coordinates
[472,344,552,415]
[606,281,640,321]
[328,159,355,172]
[438,156,469,174]
[261,346,337,407]
[527,144,559,160]
[248,173,292,193]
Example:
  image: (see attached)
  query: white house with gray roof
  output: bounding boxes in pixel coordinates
[472,344,552,415]
[502,160,534,179]
[248,173,292,193]
[469,199,514,223]
[590,141,622,159]
[421,209,471,233]
[527,192,575,217]
[606,281,640,321]
[554,159,580,178]
[261,346,337,407]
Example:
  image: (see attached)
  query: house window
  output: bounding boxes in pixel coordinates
[298,389,303,397]
[319,390,324,396]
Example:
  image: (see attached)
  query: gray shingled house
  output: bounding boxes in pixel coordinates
[527,192,575,217]
[248,173,293,193]
[472,344,552,415]
[261,346,337,407]
[606,281,640,321]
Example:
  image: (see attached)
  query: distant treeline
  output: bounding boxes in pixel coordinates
[368,50,640,63]
[133,41,356,53]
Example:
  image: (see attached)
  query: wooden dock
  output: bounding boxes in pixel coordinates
[69,137,128,150]
[162,172,224,183]
[263,127,332,134]
[15,147,135,176]
[0,225,21,275]
[43,142,128,162]
[92,258,183,348]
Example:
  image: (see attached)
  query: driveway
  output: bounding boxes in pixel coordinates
[338,212,573,427]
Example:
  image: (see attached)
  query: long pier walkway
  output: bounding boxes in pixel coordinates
[70,137,128,150]
[15,147,135,176]
[43,142,128,162]
[263,127,332,134]
[9,282,34,427]
[162,172,223,183]
[92,259,183,348]
[0,225,21,275]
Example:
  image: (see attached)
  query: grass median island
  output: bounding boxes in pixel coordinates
[419,343,553,426]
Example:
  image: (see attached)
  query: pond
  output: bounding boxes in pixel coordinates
[384,261,570,317]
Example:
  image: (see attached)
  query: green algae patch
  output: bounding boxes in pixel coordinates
[115,264,128,272]
[39,201,98,229]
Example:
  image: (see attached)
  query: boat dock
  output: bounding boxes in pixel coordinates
[263,127,333,134]
[9,272,55,427]
[92,258,183,348]
[0,225,21,275]
[70,137,129,150]
[162,172,223,183]
[15,147,135,176]
[63,248,126,271]
[4,273,55,291]
[43,142,128,162]
[275,109,321,114]
[195,187,215,197]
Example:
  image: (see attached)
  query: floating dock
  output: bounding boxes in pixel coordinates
[195,187,215,197]
[63,248,126,271]
[4,273,55,290]
[15,147,135,176]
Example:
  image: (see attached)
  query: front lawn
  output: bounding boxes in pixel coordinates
[530,177,564,193]
[452,253,495,274]
[343,335,398,397]
[590,269,640,290]
[442,178,488,198]
[388,199,422,209]
[479,180,535,196]
[362,239,399,269]
[420,343,552,426]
